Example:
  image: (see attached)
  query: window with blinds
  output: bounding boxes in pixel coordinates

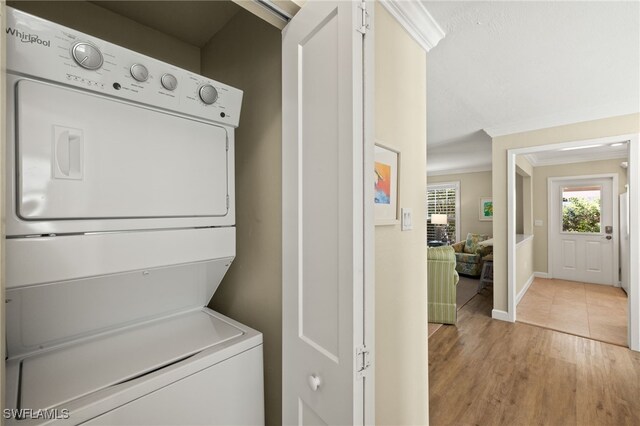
[427,182,459,243]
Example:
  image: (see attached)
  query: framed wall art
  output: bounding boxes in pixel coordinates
[479,197,493,221]
[374,143,399,225]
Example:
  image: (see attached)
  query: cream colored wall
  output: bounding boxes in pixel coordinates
[516,156,534,235]
[201,10,282,426]
[516,237,534,296]
[428,171,493,240]
[516,155,534,176]
[6,1,200,72]
[531,158,628,274]
[375,4,428,424]
[492,113,640,312]
[523,175,533,235]
[516,174,524,234]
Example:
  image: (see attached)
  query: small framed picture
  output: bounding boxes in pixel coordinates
[374,143,399,225]
[479,197,493,221]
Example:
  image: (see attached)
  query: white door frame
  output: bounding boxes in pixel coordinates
[507,133,640,352]
[547,174,618,286]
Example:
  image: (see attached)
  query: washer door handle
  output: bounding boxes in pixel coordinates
[54,126,83,180]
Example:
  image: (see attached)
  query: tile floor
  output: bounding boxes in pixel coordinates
[517,278,628,347]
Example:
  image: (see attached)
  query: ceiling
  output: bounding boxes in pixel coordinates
[424,1,640,175]
[91,1,241,47]
[523,140,628,168]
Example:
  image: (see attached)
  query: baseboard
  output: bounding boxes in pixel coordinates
[534,271,549,279]
[492,309,512,322]
[516,274,536,305]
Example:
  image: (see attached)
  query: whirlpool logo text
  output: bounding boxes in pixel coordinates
[6,27,51,47]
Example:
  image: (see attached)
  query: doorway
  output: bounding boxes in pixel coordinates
[518,174,626,346]
[507,134,640,351]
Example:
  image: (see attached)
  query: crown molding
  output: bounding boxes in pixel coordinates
[522,153,539,167]
[522,150,628,167]
[427,164,492,177]
[380,0,445,52]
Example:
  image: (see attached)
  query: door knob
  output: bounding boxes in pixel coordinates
[606,235,612,240]
[308,374,321,391]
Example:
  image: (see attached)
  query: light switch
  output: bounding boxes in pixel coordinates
[401,208,413,231]
[534,220,543,227]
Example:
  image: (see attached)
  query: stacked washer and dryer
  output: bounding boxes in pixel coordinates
[4,7,264,425]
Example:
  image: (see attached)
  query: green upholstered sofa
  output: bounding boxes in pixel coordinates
[451,233,492,277]
[427,246,460,325]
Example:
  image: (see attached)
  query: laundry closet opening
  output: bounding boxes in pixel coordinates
[5,1,285,424]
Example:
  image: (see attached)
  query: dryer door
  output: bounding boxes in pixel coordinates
[15,79,229,221]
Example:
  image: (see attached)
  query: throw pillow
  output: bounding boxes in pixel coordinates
[464,233,489,254]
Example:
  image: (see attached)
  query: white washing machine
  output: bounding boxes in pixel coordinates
[4,7,264,425]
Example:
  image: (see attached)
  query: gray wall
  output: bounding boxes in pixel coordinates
[7,1,200,72]
[201,10,283,426]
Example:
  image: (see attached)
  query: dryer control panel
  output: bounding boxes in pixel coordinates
[6,7,243,127]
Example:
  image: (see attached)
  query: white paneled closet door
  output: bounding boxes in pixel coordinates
[282,1,374,424]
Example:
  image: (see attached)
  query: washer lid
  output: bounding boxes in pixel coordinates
[20,309,243,411]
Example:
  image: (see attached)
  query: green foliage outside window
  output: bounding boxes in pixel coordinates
[562,197,601,233]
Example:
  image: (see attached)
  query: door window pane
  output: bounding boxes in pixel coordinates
[562,186,601,233]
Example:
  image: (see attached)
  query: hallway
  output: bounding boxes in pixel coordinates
[428,289,640,425]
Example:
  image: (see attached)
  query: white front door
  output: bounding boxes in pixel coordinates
[282,1,373,425]
[550,176,618,285]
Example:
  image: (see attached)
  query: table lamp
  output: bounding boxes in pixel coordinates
[431,214,449,243]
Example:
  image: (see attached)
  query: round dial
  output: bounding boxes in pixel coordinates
[199,84,218,105]
[72,42,104,70]
[161,73,178,91]
[130,64,149,82]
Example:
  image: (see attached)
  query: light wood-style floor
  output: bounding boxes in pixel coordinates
[429,289,640,426]
[518,278,628,347]
[428,276,480,338]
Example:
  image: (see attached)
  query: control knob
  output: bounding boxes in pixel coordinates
[161,73,178,91]
[199,84,218,105]
[130,64,149,82]
[71,42,103,70]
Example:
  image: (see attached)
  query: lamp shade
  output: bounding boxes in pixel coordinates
[431,214,448,225]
